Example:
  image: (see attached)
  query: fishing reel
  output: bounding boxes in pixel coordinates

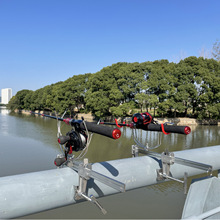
[54,113,89,166]
[59,130,87,154]
[54,129,87,166]
[131,112,162,150]
[132,112,153,126]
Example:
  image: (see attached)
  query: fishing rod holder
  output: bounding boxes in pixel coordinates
[132,127,162,150]
[132,145,213,194]
[73,158,107,214]
[157,150,175,180]
[156,150,188,194]
[65,158,125,214]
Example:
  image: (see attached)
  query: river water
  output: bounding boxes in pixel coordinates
[0,107,219,219]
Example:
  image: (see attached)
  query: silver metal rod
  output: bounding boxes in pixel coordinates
[90,195,107,215]
[162,174,184,183]
[90,170,126,192]
[174,156,212,172]
[138,149,212,172]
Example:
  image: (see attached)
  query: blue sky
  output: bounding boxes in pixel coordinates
[0,0,219,95]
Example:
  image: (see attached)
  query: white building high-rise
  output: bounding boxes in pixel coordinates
[1,88,12,104]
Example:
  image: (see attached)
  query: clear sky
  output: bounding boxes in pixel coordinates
[0,0,219,96]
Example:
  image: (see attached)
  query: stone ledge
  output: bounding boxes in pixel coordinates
[14,110,220,125]
[155,117,219,125]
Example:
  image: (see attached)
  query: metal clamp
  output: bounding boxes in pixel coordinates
[131,145,212,194]
[157,150,175,180]
[156,150,188,194]
[67,158,125,214]
[73,158,107,214]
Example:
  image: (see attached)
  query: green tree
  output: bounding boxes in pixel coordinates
[172,56,203,116]
[197,58,220,119]
[146,60,176,116]
[7,96,17,111]
[8,90,32,110]
[135,93,148,112]
[147,94,159,116]
[85,63,127,118]
[115,62,145,102]
[85,62,146,118]
[9,57,219,120]
[23,90,34,110]
[55,74,91,115]
[110,101,135,118]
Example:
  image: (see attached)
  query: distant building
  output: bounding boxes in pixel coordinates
[1,88,12,104]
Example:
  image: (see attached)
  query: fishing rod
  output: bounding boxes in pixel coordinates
[31,111,121,139]
[30,111,121,164]
[100,112,191,135]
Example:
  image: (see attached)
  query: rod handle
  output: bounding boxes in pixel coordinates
[80,122,121,139]
[139,124,191,135]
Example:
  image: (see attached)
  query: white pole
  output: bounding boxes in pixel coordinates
[0,145,220,219]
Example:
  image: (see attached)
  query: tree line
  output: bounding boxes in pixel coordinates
[8,56,220,119]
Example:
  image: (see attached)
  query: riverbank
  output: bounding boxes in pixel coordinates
[15,109,220,126]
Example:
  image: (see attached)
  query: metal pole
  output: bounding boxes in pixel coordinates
[0,145,220,219]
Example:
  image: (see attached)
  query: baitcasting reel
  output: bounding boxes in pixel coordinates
[54,114,89,167]
[58,129,87,158]
[132,112,153,126]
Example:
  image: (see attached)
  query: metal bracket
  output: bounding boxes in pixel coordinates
[157,150,175,181]
[132,145,212,194]
[74,158,91,200]
[132,128,162,150]
[156,150,188,194]
[74,158,107,214]
[132,145,139,157]
[66,158,125,214]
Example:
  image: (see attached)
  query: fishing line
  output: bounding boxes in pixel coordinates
[56,110,67,154]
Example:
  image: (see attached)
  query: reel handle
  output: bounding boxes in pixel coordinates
[58,135,70,145]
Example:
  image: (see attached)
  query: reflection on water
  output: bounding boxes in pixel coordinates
[0,108,10,136]
[0,107,9,115]
[121,124,220,153]
[0,109,58,176]
[0,110,219,219]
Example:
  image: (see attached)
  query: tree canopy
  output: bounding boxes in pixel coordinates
[8,56,220,119]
